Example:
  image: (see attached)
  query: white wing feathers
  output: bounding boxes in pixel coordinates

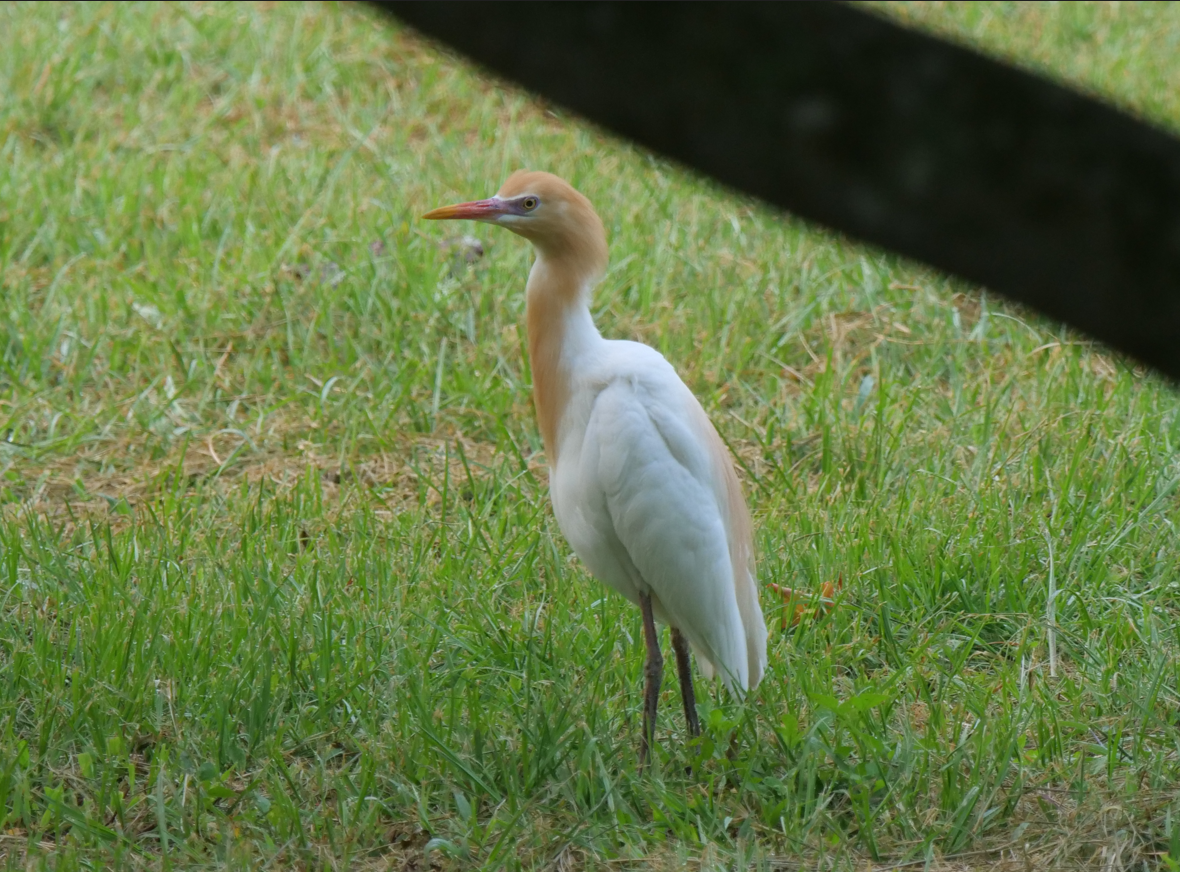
[569,355,767,693]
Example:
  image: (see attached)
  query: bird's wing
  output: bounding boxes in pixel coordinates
[578,368,755,691]
[684,400,768,690]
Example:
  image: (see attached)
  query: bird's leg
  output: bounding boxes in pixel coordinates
[670,627,700,738]
[638,592,663,768]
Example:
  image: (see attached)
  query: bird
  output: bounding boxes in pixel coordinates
[423,171,767,764]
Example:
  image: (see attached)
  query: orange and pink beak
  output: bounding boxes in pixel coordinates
[422,197,508,222]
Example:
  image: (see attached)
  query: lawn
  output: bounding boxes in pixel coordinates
[3,2,1180,869]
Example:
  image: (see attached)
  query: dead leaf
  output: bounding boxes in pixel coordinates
[768,574,842,629]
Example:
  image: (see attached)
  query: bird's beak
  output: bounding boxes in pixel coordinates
[422,197,506,222]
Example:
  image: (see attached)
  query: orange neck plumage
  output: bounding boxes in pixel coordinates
[525,256,593,463]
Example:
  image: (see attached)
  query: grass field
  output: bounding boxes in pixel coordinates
[3,2,1180,869]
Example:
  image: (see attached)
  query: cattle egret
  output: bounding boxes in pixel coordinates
[424,171,768,764]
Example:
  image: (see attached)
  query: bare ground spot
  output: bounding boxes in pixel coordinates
[2,423,544,529]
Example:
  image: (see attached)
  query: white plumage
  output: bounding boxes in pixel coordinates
[551,337,767,692]
[424,171,767,762]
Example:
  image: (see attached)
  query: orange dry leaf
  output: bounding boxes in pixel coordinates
[768,574,843,629]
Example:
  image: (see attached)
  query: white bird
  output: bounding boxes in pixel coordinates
[424,171,767,763]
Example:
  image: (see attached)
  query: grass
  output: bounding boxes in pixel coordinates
[2,1,1180,868]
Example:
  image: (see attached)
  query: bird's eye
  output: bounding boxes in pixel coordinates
[522,197,538,211]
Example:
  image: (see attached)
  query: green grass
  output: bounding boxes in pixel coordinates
[3,1,1180,868]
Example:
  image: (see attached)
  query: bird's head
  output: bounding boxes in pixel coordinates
[424,170,607,280]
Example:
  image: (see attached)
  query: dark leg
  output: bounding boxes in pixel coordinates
[638,592,663,768]
[671,627,700,738]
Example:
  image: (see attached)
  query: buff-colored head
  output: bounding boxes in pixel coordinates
[424,171,608,282]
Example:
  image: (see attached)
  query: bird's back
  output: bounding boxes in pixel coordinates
[551,340,767,691]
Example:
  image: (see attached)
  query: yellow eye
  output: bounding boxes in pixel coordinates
[522,197,538,211]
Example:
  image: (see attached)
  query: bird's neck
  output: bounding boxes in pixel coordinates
[525,254,602,463]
